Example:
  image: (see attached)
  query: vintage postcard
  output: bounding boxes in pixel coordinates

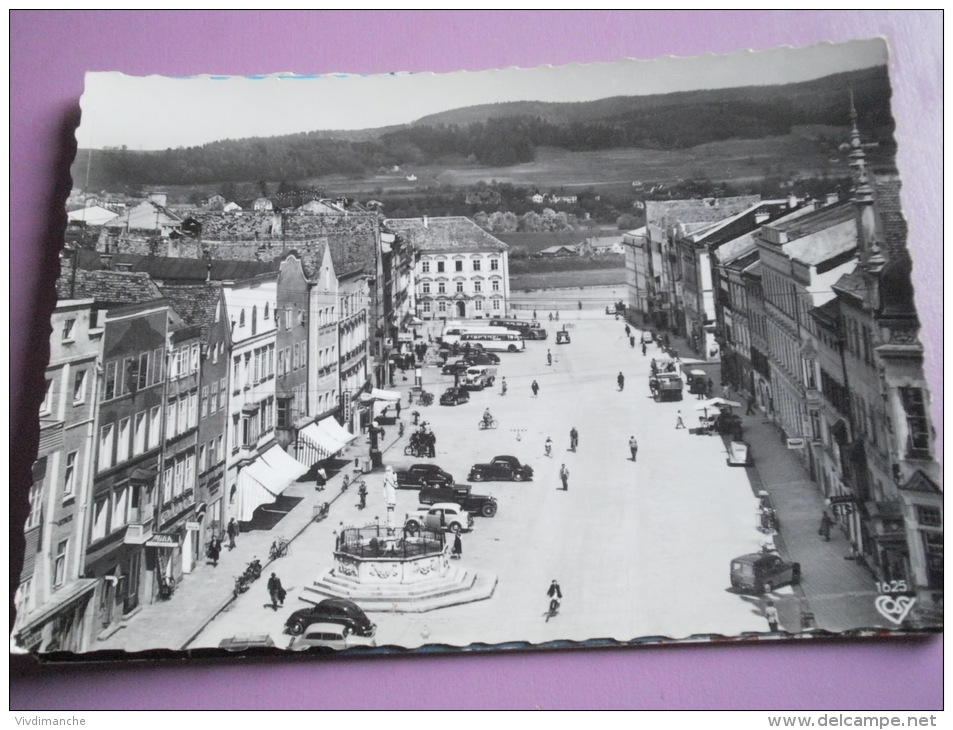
[14,37,941,658]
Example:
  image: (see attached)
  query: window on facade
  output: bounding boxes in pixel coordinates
[133,411,146,455]
[456,281,464,293]
[103,362,117,401]
[490,258,499,271]
[916,505,942,527]
[40,378,53,414]
[455,260,463,272]
[52,539,68,588]
[492,279,500,292]
[421,261,430,273]
[474,280,482,293]
[492,299,500,310]
[438,282,446,294]
[438,302,447,313]
[264,302,270,319]
[900,387,931,457]
[62,318,76,341]
[277,398,292,428]
[98,423,114,472]
[473,260,481,271]
[475,300,483,311]
[63,451,77,496]
[422,282,431,294]
[138,352,150,389]
[437,261,445,273]
[423,302,431,313]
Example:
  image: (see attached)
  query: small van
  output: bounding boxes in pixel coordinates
[730,552,801,594]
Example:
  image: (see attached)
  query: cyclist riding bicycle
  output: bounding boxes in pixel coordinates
[482,408,493,428]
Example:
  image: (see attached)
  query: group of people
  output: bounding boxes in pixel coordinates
[408,423,437,457]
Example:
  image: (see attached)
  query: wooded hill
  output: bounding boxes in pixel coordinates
[77,66,892,191]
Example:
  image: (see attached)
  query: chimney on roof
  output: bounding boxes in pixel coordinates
[825,192,840,206]
[147,191,168,207]
[787,194,798,209]
[423,215,429,229]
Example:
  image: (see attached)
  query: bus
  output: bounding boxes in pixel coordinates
[488,318,547,340]
[459,328,525,353]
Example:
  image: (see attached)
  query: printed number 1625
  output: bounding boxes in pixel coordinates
[876,580,909,593]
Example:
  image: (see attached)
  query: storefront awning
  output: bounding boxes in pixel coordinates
[370,388,402,401]
[236,446,306,522]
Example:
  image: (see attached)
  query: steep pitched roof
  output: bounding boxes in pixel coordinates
[56,264,165,308]
[158,282,224,338]
[282,213,379,279]
[645,195,762,229]
[385,216,508,254]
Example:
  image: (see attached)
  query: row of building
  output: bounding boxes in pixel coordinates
[16,211,512,653]
[622,110,941,617]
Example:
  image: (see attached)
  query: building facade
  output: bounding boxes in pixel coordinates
[385,216,510,321]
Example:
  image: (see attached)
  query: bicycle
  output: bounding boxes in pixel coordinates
[478,418,498,430]
[417,390,434,406]
[269,536,290,560]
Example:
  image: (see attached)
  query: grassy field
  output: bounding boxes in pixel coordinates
[510,268,626,291]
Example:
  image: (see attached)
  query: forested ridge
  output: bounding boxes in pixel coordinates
[82,66,892,189]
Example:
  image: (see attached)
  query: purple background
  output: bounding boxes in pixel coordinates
[10,11,941,710]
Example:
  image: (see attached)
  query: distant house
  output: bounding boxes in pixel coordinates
[530,193,545,205]
[205,194,226,210]
[581,234,625,255]
[405,175,418,182]
[104,200,183,237]
[223,201,242,213]
[549,195,578,205]
[252,197,274,211]
[538,244,579,258]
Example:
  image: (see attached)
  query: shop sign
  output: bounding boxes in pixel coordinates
[145,533,180,548]
[786,438,806,449]
[185,522,201,531]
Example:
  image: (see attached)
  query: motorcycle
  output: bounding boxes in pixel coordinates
[234,574,250,597]
[244,557,262,582]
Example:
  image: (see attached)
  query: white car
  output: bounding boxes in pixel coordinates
[288,622,378,652]
[405,503,474,534]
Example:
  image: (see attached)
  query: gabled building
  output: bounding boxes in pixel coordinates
[676,198,798,360]
[385,216,510,321]
[15,294,102,652]
[159,281,232,567]
[59,266,173,637]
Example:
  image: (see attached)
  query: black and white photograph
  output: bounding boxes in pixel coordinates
[14,36,942,658]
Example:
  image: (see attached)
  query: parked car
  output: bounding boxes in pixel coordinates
[288,622,378,652]
[419,483,497,517]
[405,503,474,534]
[284,597,377,637]
[439,387,470,406]
[468,455,534,482]
[442,358,472,376]
[465,351,500,365]
[730,552,801,594]
[395,463,455,489]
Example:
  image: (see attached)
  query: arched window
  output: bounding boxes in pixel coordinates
[264,302,270,319]
[251,306,258,336]
[239,309,245,327]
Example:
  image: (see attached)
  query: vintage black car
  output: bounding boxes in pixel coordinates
[439,387,470,406]
[284,598,376,637]
[395,463,454,489]
[468,455,534,482]
[419,483,497,517]
[441,359,473,376]
[465,351,500,365]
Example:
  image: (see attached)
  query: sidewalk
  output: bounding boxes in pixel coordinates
[94,419,411,653]
[650,325,887,633]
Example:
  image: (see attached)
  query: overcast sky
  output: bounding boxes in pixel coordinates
[77,38,887,150]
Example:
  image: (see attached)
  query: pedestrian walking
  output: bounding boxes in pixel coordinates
[555,311,560,321]
[548,312,553,322]
[531,380,539,397]
[764,600,780,632]
[707,378,715,398]
[819,511,834,541]
[547,349,553,366]
[569,427,579,452]
[533,309,538,320]
[617,371,625,391]
[207,536,221,567]
[226,518,238,550]
[501,376,508,396]
[267,572,285,611]
[624,324,631,338]
[641,341,647,356]
[395,399,401,418]
[451,533,462,560]
[630,335,635,348]
[746,395,756,415]
[675,411,686,429]
[558,463,569,491]
[578,300,583,310]
[628,436,638,462]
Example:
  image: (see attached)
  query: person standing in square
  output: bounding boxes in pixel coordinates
[628,436,638,462]
[227,518,239,550]
[559,464,569,491]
